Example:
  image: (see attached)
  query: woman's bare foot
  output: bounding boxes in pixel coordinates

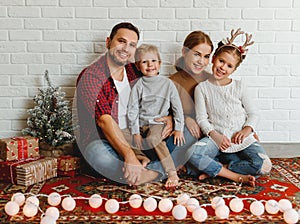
[237,174,256,187]
[165,174,180,188]
[198,173,209,180]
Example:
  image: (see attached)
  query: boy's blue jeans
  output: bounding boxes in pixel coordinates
[80,126,197,184]
[187,137,272,178]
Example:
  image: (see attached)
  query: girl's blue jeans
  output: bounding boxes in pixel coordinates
[187,137,272,178]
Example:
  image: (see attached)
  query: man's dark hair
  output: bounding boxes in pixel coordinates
[109,22,140,40]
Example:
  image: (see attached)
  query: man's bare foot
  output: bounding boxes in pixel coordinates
[165,174,179,188]
[198,173,209,180]
[237,175,256,187]
[134,169,159,185]
[177,165,187,175]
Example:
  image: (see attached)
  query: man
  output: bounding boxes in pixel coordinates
[76,22,194,186]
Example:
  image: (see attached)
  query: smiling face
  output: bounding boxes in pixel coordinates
[182,43,212,76]
[106,28,138,66]
[212,51,239,84]
[136,51,161,77]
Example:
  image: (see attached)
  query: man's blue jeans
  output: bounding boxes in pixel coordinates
[187,137,272,178]
[80,126,197,184]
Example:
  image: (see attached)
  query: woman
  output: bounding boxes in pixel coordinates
[170,31,214,140]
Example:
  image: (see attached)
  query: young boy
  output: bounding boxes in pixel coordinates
[126,44,185,188]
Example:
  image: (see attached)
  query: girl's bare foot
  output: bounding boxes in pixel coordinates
[198,173,209,180]
[238,175,256,187]
[165,174,179,188]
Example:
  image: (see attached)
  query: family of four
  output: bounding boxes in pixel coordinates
[76,22,272,188]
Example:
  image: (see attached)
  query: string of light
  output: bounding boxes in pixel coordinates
[4,188,299,224]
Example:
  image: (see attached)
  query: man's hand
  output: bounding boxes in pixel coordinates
[185,116,201,139]
[154,116,173,139]
[123,154,144,186]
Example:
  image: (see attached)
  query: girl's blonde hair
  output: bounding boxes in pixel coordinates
[175,31,213,71]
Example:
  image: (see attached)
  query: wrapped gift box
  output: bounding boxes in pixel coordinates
[0,136,39,161]
[0,157,42,184]
[15,157,57,186]
[58,169,80,177]
[58,155,80,172]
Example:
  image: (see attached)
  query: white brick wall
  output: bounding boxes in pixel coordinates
[0,0,299,143]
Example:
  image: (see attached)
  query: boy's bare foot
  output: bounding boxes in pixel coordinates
[198,173,209,180]
[165,174,179,188]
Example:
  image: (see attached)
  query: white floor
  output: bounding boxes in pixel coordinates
[262,143,300,158]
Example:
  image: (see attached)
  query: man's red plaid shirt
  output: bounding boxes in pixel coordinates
[76,54,140,148]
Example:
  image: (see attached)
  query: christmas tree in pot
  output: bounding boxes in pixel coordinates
[23,70,76,157]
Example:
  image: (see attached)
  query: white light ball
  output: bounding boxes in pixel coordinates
[143,197,157,212]
[265,199,279,214]
[250,201,265,216]
[89,194,103,209]
[12,192,25,206]
[176,193,190,206]
[45,206,60,220]
[40,215,56,224]
[62,197,76,211]
[48,192,61,206]
[105,199,119,214]
[172,204,187,220]
[26,196,39,207]
[283,209,299,224]
[211,196,225,209]
[129,194,143,209]
[158,198,173,213]
[5,201,20,216]
[186,198,200,213]
[23,203,38,217]
[229,198,244,213]
[278,199,293,212]
[192,207,208,222]
[215,205,230,219]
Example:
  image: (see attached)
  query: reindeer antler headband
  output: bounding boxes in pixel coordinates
[215,28,254,60]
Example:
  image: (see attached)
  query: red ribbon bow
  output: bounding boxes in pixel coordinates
[238,46,245,54]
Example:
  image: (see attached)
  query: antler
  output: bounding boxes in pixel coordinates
[242,33,254,49]
[226,28,244,44]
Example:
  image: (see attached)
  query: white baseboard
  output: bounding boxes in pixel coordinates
[261,143,300,158]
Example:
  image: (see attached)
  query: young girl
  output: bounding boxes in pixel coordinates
[190,28,272,186]
[125,44,185,188]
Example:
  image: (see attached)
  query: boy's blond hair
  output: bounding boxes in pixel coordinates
[135,44,161,63]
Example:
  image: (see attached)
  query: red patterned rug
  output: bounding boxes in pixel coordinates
[0,157,299,223]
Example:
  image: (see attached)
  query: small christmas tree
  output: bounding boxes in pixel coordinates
[23,70,75,146]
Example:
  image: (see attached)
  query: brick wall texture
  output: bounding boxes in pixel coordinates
[0,0,299,142]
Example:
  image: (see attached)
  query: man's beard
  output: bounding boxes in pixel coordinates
[108,50,129,66]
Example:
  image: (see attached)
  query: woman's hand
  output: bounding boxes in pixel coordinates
[154,116,173,139]
[185,116,201,139]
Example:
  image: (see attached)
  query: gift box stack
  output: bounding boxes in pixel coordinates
[57,155,81,177]
[0,136,57,186]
